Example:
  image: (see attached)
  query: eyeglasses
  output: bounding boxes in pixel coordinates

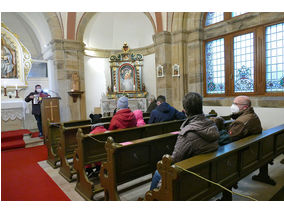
[233,102,248,106]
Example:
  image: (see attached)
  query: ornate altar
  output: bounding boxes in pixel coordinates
[1,22,32,88]
[107,42,147,99]
[101,43,148,115]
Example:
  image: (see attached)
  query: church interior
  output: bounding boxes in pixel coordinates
[1,6,284,209]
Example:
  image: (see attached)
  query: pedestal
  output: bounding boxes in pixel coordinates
[101,98,147,116]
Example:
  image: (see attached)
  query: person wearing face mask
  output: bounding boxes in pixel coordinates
[228,96,262,141]
[25,85,50,137]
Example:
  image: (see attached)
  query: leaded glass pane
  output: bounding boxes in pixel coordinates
[232,12,246,17]
[205,38,225,94]
[234,32,254,92]
[266,22,284,92]
[205,12,224,26]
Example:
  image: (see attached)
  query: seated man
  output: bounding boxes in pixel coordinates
[108,96,137,130]
[150,92,219,190]
[228,96,262,141]
[148,95,186,124]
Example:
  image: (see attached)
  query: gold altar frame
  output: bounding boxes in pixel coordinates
[1,23,32,88]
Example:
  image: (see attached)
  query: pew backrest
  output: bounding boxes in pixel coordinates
[145,124,284,201]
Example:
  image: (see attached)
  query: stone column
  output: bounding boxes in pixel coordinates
[185,31,203,95]
[153,32,173,105]
[45,39,86,122]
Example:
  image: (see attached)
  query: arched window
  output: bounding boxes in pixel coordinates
[204,12,247,26]
[205,12,224,26]
[204,13,284,96]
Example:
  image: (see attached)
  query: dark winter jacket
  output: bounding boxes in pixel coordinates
[109,108,137,130]
[218,129,232,146]
[228,107,262,141]
[148,102,186,124]
[171,114,219,164]
[25,91,49,115]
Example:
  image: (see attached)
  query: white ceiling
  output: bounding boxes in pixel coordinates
[83,12,155,50]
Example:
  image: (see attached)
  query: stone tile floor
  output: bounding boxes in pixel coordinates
[38,154,284,201]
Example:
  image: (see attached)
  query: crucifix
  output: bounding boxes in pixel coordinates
[45,101,58,122]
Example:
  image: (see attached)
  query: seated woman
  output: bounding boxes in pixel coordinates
[133,110,146,127]
[150,92,219,190]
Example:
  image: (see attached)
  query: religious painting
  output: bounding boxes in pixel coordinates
[172,64,180,77]
[1,38,17,78]
[1,22,32,88]
[118,63,135,92]
[108,43,147,98]
[157,65,164,78]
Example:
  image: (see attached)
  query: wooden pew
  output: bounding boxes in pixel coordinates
[46,119,109,169]
[73,119,184,200]
[100,132,179,200]
[58,117,150,182]
[144,124,284,201]
[46,115,149,169]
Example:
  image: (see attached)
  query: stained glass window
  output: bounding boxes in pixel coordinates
[205,38,225,94]
[205,12,224,26]
[232,12,246,17]
[266,23,284,92]
[233,33,254,92]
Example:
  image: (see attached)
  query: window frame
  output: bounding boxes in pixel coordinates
[203,20,284,97]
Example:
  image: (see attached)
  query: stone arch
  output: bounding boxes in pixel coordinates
[43,12,64,40]
[76,12,157,42]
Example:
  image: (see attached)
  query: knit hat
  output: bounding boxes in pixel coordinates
[117,96,128,109]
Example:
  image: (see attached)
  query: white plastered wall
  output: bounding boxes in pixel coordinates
[83,12,156,116]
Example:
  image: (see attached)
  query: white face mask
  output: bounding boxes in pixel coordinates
[36,88,42,93]
[231,104,240,114]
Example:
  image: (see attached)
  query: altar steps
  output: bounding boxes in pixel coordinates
[1,129,43,151]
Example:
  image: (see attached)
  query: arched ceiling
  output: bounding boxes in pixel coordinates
[83,12,155,49]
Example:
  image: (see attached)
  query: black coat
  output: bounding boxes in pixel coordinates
[25,92,49,115]
[148,102,186,124]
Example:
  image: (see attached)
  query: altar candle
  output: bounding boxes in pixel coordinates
[4,81,7,88]
[16,84,18,90]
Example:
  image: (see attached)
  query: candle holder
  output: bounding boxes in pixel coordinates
[4,87,7,96]
[15,89,19,98]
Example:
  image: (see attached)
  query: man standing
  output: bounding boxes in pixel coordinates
[25,85,49,137]
[228,95,262,141]
[148,95,186,124]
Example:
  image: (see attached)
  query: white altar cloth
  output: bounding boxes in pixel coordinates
[1,99,29,121]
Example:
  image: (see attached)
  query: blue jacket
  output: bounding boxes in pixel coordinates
[148,102,186,124]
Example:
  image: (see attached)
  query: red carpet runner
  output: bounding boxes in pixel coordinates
[1,129,41,151]
[1,129,30,151]
[1,145,70,201]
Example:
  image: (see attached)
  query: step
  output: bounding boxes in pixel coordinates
[23,134,44,148]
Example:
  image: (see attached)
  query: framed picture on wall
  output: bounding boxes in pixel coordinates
[157,65,164,78]
[172,64,180,77]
